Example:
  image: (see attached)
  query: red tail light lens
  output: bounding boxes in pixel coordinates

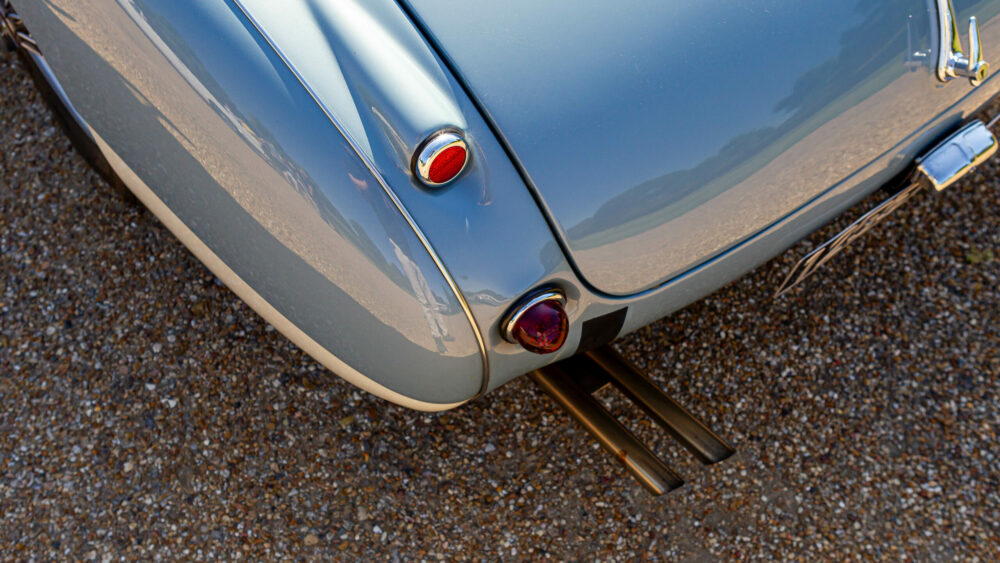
[511,300,568,354]
[413,130,469,187]
[427,145,468,184]
[502,291,568,354]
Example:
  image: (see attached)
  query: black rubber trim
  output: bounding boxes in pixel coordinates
[575,308,628,354]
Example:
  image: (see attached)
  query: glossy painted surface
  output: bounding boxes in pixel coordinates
[222,0,591,390]
[407,0,1000,295]
[15,0,1000,408]
[16,0,489,404]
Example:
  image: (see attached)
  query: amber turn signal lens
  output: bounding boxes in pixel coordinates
[509,299,568,354]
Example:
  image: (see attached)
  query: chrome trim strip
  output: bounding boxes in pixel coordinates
[500,289,566,344]
[228,0,490,396]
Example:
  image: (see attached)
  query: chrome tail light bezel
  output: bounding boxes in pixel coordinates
[412,128,470,187]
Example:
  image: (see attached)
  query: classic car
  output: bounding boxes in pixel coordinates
[4,0,999,492]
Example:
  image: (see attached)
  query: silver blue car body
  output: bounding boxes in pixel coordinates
[9,0,1000,409]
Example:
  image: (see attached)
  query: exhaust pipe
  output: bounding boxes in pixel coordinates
[530,366,684,495]
[531,346,734,495]
[586,347,734,464]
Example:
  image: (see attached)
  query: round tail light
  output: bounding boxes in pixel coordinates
[413,129,469,187]
[501,290,569,354]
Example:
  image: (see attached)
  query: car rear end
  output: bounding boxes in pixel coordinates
[9,0,1000,408]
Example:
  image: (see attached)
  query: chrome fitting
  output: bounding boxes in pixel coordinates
[500,289,566,344]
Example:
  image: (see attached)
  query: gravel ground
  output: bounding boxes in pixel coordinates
[2,47,1000,561]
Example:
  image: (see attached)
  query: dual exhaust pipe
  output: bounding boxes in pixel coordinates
[531,346,734,495]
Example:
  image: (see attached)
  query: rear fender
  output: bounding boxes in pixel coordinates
[15,0,487,407]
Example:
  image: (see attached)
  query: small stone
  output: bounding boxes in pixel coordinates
[303,534,319,546]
